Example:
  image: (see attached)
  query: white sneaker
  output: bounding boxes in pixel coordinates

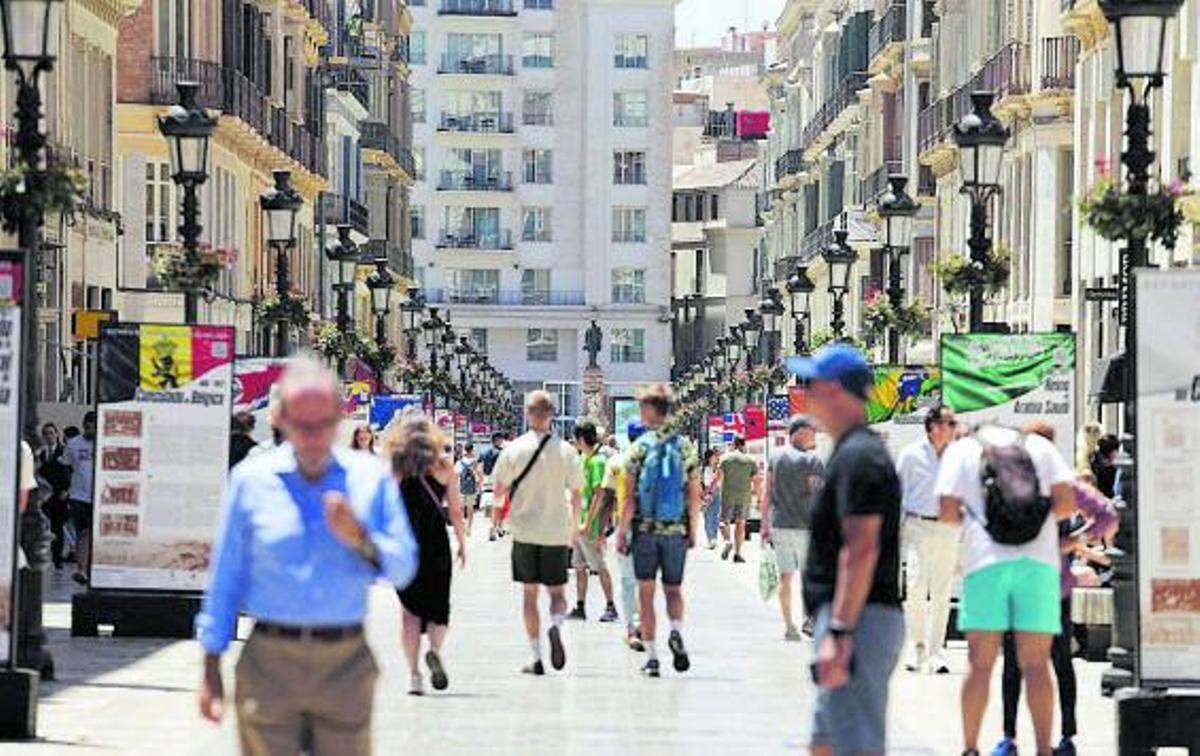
[929,652,950,675]
[408,673,425,696]
[904,644,927,673]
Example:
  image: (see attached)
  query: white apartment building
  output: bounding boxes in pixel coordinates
[407,0,676,416]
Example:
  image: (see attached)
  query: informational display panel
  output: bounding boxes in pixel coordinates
[90,324,235,592]
[0,255,22,664]
[941,334,1076,462]
[1135,270,1200,686]
[867,365,942,460]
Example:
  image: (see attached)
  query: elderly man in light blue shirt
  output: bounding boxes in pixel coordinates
[896,404,960,675]
[196,357,417,755]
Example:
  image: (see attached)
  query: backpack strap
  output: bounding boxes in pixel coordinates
[509,433,554,501]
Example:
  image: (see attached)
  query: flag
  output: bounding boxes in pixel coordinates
[767,396,790,429]
[744,405,767,441]
[722,412,744,442]
[788,385,809,415]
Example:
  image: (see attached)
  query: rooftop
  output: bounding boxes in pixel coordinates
[672,158,760,190]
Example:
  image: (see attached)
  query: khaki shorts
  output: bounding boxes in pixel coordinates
[572,537,607,571]
[771,528,810,574]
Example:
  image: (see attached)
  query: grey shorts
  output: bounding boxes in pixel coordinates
[771,528,810,574]
[632,532,688,586]
[809,603,905,753]
[721,497,750,523]
[572,537,607,571]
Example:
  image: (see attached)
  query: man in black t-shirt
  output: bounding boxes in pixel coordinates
[787,344,904,756]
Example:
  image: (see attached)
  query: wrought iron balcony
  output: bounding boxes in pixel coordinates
[860,159,903,205]
[800,72,869,154]
[1040,36,1079,90]
[773,255,804,281]
[438,0,517,16]
[435,229,514,250]
[362,239,413,279]
[317,193,370,238]
[325,62,370,111]
[799,216,838,262]
[775,148,804,183]
[437,111,516,134]
[424,288,585,306]
[868,2,907,62]
[917,165,936,196]
[917,42,1028,155]
[437,53,515,75]
[437,170,514,191]
[361,120,404,164]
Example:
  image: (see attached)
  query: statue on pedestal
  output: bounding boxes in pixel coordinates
[583,320,603,369]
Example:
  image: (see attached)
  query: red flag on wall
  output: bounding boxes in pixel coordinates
[744,404,767,441]
[788,385,809,415]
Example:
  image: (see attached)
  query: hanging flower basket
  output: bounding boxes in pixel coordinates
[357,340,396,377]
[860,295,933,346]
[260,295,312,328]
[151,243,227,293]
[0,154,88,232]
[931,245,1011,298]
[1079,175,1189,250]
[809,330,868,351]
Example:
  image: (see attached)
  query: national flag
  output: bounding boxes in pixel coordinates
[788,385,809,415]
[722,412,744,442]
[744,405,767,441]
[767,396,790,429]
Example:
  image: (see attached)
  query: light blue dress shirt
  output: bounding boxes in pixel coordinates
[895,436,941,518]
[196,444,419,654]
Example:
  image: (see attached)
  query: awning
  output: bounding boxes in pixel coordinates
[1091,352,1126,404]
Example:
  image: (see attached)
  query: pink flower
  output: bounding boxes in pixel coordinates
[1167,178,1186,196]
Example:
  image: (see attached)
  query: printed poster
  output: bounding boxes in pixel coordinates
[370,394,424,430]
[0,255,22,664]
[90,323,235,592]
[1135,270,1200,685]
[612,398,640,449]
[941,334,1076,462]
[868,365,942,460]
[233,357,289,444]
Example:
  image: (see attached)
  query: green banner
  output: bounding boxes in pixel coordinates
[941,333,1076,412]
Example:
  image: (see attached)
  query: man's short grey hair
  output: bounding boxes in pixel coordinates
[524,389,556,415]
[277,353,341,407]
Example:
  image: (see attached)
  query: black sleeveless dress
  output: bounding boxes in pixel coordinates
[397,476,452,628]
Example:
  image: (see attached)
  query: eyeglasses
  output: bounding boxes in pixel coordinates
[288,417,340,435]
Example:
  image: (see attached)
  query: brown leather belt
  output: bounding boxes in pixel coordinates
[254,621,364,642]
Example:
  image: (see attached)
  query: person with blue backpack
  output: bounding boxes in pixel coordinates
[615,383,702,678]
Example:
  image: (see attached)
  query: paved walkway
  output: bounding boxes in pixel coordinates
[11,528,1116,754]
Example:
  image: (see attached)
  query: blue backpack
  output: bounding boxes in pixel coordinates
[635,433,686,522]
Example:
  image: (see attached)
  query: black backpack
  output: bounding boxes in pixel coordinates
[978,433,1052,545]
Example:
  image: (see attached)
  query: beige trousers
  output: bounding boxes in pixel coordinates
[234,630,379,756]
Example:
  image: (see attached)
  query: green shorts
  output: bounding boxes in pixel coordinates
[959,557,1061,634]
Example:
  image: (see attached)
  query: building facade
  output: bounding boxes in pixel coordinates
[407,0,677,417]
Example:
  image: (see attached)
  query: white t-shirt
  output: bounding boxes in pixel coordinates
[65,435,95,502]
[494,431,584,546]
[934,427,1074,575]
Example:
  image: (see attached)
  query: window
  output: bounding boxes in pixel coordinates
[711,193,719,219]
[521,268,551,304]
[523,90,553,126]
[526,328,559,362]
[413,148,425,181]
[411,88,426,123]
[445,32,503,62]
[443,90,502,118]
[611,268,645,304]
[613,151,646,185]
[613,91,648,127]
[447,269,500,303]
[523,149,553,184]
[443,207,502,247]
[410,205,425,239]
[612,207,646,242]
[155,0,192,58]
[447,148,503,182]
[610,328,645,363]
[522,206,552,241]
[524,0,552,8]
[614,33,648,69]
[522,33,554,68]
[145,161,174,243]
[409,31,426,65]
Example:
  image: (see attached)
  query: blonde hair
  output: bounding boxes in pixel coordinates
[383,415,447,480]
[524,389,556,415]
[1076,421,1103,472]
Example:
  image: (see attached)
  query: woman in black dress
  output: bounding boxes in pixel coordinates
[385,417,467,695]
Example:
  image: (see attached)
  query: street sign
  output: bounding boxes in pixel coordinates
[1084,286,1121,302]
[72,309,117,340]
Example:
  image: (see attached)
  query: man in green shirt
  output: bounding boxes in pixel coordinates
[719,436,759,563]
[568,419,618,622]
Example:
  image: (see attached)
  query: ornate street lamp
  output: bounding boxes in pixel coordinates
[757,286,786,365]
[365,256,394,350]
[422,308,445,409]
[953,92,1010,332]
[157,81,217,324]
[786,265,816,355]
[740,309,762,406]
[325,225,360,334]
[0,0,64,720]
[877,174,919,362]
[822,228,859,340]
[259,170,303,356]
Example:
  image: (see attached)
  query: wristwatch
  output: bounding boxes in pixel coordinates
[828,621,855,639]
[357,537,381,571]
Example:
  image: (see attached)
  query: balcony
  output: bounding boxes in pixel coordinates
[435,229,514,250]
[800,72,868,154]
[362,239,413,280]
[799,216,838,262]
[775,148,804,183]
[437,170,514,191]
[917,164,936,196]
[917,42,1028,156]
[437,111,516,134]
[773,255,803,281]
[325,62,370,111]
[317,193,370,238]
[437,53,515,76]
[424,288,585,306]
[361,120,403,163]
[1040,36,1079,91]
[868,2,907,64]
[303,0,334,35]
[149,57,325,177]
[438,0,517,16]
[860,159,904,205]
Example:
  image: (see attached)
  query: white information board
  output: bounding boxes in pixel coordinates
[0,266,22,664]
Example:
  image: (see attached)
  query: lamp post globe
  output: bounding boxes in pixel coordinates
[786,265,815,355]
[877,174,919,362]
[821,228,858,339]
[0,0,62,78]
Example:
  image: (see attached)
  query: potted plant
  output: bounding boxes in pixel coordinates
[0,153,87,232]
[931,245,1011,298]
[259,294,312,328]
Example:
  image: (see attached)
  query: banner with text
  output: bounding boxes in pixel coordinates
[0,255,22,664]
[941,333,1076,461]
[91,323,235,592]
[1135,270,1200,685]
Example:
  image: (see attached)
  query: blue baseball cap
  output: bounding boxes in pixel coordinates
[785,343,872,400]
[626,419,647,442]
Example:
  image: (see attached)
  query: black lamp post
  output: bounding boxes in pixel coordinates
[876,174,919,362]
[1098,0,1184,728]
[822,229,859,339]
[259,170,303,357]
[786,265,815,355]
[157,80,217,324]
[365,257,394,351]
[422,308,445,409]
[326,225,360,335]
[0,0,63,730]
[400,285,424,392]
[953,92,1010,332]
[740,309,761,406]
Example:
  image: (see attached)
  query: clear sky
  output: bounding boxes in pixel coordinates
[674,0,786,47]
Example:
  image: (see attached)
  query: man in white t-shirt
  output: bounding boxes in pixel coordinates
[64,411,97,585]
[935,425,1075,756]
[493,390,584,676]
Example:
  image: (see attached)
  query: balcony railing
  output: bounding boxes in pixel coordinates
[917,42,1028,155]
[362,239,413,279]
[1040,35,1079,90]
[860,159,904,205]
[396,147,416,178]
[437,111,515,133]
[437,53,515,75]
[317,192,370,237]
[435,229,514,250]
[869,2,907,62]
[325,62,370,111]
[775,148,804,183]
[799,216,838,262]
[437,170,514,191]
[773,255,803,281]
[917,164,936,196]
[438,0,517,16]
[361,120,403,164]
[801,72,868,153]
[424,288,585,306]
[149,57,324,177]
[303,0,334,35]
